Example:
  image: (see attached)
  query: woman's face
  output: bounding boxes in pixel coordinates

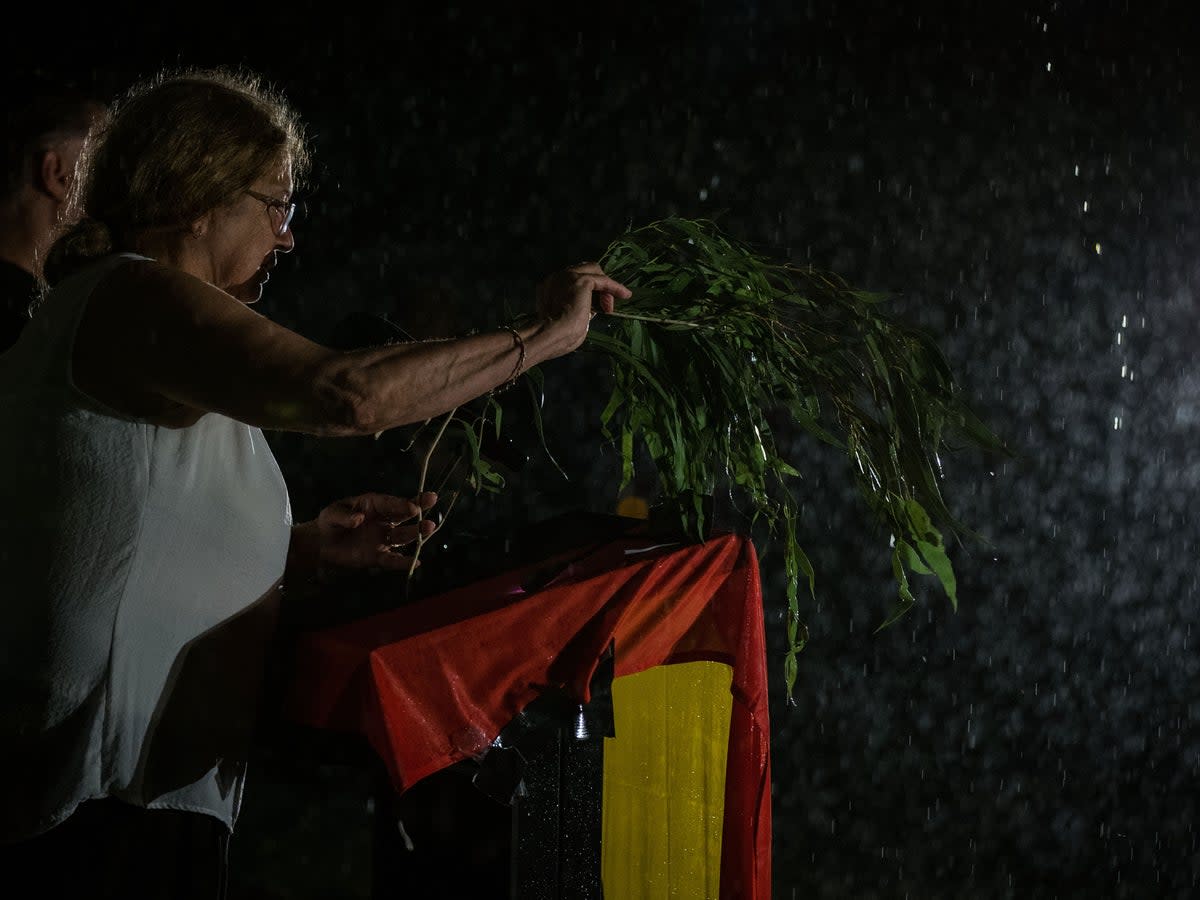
[204,156,296,305]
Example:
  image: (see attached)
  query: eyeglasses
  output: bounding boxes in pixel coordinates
[245,189,296,236]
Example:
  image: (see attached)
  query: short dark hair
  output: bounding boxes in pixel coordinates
[0,72,103,204]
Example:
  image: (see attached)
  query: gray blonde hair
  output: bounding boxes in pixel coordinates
[44,66,310,285]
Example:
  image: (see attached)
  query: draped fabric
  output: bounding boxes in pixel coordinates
[601,661,735,898]
[284,532,771,900]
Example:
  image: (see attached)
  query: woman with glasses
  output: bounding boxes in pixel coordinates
[0,66,629,897]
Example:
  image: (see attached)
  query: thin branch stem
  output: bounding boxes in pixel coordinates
[407,407,457,583]
[433,454,464,495]
[605,311,710,329]
[401,487,461,591]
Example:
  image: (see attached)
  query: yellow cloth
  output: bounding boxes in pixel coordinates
[601,661,734,899]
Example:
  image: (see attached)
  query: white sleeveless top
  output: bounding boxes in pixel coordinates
[0,254,293,841]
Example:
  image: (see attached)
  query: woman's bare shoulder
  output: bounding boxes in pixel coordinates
[72,259,233,421]
[90,257,232,315]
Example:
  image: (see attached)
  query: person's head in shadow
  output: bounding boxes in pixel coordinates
[0,72,105,350]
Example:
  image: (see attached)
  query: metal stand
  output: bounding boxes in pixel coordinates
[369,655,615,899]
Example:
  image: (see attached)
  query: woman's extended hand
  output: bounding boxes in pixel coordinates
[534,262,632,353]
[314,491,438,571]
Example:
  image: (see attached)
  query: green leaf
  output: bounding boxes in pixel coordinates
[783,650,798,704]
[876,545,917,631]
[915,538,959,611]
[896,538,933,575]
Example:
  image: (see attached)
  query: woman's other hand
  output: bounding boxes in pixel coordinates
[534,262,631,354]
[315,491,438,571]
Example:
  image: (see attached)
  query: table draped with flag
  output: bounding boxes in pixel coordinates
[283,530,772,899]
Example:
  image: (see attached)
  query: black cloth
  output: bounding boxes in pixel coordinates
[0,259,37,352]
[0,797,229,899]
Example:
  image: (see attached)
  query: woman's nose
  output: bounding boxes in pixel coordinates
[276,228,295,253]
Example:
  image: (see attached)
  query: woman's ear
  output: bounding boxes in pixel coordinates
[39,144,78,203]
[189,213,211,239]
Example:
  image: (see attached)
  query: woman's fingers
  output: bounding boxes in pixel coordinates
[321,503,365,529]
[378,519,438,568]
[383,519,436,546]
[532,265,631,353]
[356,491,438,524]
[569,274,629,317]
[583,274,632,302]
[374,549,420,570]
[539,268,631,314]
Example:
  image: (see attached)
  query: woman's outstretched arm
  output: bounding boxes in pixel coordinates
[72,259,629,435]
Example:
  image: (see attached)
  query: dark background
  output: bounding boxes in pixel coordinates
[7,2,1200,896]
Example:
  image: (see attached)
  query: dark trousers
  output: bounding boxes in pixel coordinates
[0,797,229,899]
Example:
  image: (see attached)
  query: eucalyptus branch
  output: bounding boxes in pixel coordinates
[387,217,1004,704]
[587,216,1009,702]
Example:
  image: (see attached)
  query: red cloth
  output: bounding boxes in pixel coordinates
[284,532,772,900]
